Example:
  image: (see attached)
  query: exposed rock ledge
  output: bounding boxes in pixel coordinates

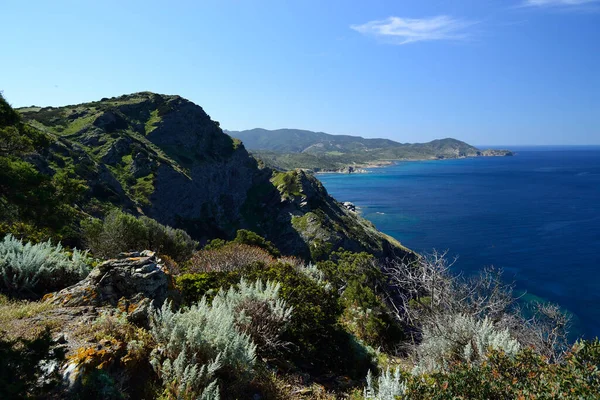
[45,251,169,311]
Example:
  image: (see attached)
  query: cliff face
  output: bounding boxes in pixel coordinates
[19,92,409,259]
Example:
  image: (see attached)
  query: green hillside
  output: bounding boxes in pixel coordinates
[5,92,407,259]
[228,128,513,172]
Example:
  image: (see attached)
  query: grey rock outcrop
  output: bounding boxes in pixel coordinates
[101,137,132,165]
[343,202,356,212]
[46,250,169,308]
[130,152,156,178]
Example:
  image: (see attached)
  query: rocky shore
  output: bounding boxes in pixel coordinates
[316,150,513,174]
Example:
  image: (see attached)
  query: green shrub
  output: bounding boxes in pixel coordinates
[176,271,241,306]
[317,250,382,293]
[318,250,403,349]
[202,238,227,251]
[0,94,81,246]
[245,262,376,377]
[176,260,375,378]
[245,262,340,356]
[0,157,80,244]
[341,280,405,350]
[81,210,197,262]
[358,339,600,399]
[139,216,198,262]
[232,229,280,257]
[0,234,91,298]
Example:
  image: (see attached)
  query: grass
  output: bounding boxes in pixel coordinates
[132,173,155,206]
[232,137,243,150]
[144,109,161,134]
[61,113,98,135]
[0,295,57,339]
[0,294,55,320]
[291,213,313,232]
[17,107,42,112]
[271,170,302,198]
[121,154,133,167]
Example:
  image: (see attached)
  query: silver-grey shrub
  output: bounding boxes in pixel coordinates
[214,279,293,354]
[413,314,520,374]
[150,278,292,398]
[0,234,90,298]
[363,368,407,400]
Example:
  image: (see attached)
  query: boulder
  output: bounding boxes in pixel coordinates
[46,250,169,309]
[343,202,356,212]
[93,110,128,133]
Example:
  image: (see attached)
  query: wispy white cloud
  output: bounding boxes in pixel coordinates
[521,0,599,7]
[351,16,476,45]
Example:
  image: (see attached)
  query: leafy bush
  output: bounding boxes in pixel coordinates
[232,229,280,257]
[414,314,520,373]
[187,243,274,272]
[0,234,90,298]
[176,261,374,377]
[317,249,382,294]
[81,209,197,262]
[244,262,377,377]
[0,157,82,245]
[176,271,241,306]
[245,262,340,357]
[319,250,403,349]
[0,95,84,245]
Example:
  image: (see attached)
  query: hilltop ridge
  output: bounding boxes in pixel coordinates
[13,92,409,259]
[227,127,513,172]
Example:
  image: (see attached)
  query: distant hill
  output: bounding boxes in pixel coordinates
[226,128,512,172]
[225,128,399,154]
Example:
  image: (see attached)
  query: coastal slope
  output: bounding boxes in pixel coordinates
[227,128,513,172]
[13,92,410,259]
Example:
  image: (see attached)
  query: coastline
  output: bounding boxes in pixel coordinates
[318,148,600,337]
[315,150,514,174]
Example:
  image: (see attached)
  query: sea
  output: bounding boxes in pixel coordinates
[318,146,600,339]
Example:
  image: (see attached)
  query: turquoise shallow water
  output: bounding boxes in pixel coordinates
[318,147,600,338]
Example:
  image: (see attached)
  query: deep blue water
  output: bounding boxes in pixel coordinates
[319,147,600,338]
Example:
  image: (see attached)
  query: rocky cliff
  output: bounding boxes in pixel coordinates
[19,92,409,259]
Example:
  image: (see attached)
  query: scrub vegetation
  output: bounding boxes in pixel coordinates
[0,92,596,399]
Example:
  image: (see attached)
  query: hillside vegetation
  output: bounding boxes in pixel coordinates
[9,92,406,259]
[227,128,513,172]
[1,92,597,400]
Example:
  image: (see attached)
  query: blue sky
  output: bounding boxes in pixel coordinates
[1,0,598,145]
